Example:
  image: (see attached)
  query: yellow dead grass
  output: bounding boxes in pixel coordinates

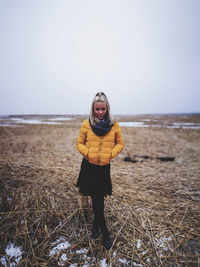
[0,115,200,266]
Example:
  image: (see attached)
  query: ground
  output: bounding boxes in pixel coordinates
[0,114,200,266]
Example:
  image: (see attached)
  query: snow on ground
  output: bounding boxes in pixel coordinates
[49,237,94,266]
[136,239,142,250]
[58,253,68,266]
[49,237,71,266]
[132,262,143,266]
[49,237,71,257]
[76,248,88,255]
[118,258,130,265]
[100,258,110,267]
[153,236,173,255]
[0,235,172,266]
[0,243,22,267]
[49,237,133,266]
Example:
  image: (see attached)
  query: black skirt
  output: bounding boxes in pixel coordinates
[76,158,112,197]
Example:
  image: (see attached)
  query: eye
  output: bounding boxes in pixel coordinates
[95,108,100,111]
[101,108,106,111]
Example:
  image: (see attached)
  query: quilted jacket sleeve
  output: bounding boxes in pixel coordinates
[76,120,89,158]
[112,121,124,158]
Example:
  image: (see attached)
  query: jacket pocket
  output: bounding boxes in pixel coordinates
[86,147,90,160]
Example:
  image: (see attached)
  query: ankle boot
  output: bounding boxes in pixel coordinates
[91,225,100,239]
[102,231,112,250]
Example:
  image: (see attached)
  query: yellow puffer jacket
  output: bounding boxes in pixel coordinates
[76,119,124,165]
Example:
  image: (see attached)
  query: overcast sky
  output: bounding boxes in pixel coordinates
[0,0,199,115]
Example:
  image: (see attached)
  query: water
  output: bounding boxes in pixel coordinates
[0,116,73,126]
[119,121,200,129]
[0,115,200,129]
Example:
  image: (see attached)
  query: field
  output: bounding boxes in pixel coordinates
[0,114,200,266]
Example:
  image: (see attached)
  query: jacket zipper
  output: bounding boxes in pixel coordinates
[98,137,103,164]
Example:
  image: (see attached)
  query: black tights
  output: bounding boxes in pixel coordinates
[91,194,108,234]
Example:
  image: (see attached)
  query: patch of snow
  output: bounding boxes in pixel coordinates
[100,258,109,267]
[0,257,6,266]
[112,251,117,257]
[153,236,172,253]
[137,239,142,249]
[74,248,96,266]
[100,258,113,267]
[51,237,65,246]
[77,229,83,237]
[118,258,130,265]
[141,250,148,255]
[69,264,78,267]
[133,261,143,266]
[58,253,68,266]
[49,237,70,257]
[0,242,22,267]
[76,248,88,254]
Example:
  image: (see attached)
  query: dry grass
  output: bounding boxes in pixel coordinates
[0,115,200,266]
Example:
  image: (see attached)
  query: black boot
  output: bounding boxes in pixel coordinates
[91,224,100,240]
[103,231,112,250]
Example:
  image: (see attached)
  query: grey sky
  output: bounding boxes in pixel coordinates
[0,0,199,115]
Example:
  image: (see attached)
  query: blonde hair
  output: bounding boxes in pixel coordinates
[89,92,115,125]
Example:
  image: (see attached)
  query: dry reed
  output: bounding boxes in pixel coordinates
[0,115,200,266]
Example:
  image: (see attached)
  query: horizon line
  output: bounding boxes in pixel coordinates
[1,112,200,117]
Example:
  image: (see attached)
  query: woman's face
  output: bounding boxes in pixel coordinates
[94,101,107,120]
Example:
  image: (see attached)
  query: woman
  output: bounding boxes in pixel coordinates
[76,92,124,250]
